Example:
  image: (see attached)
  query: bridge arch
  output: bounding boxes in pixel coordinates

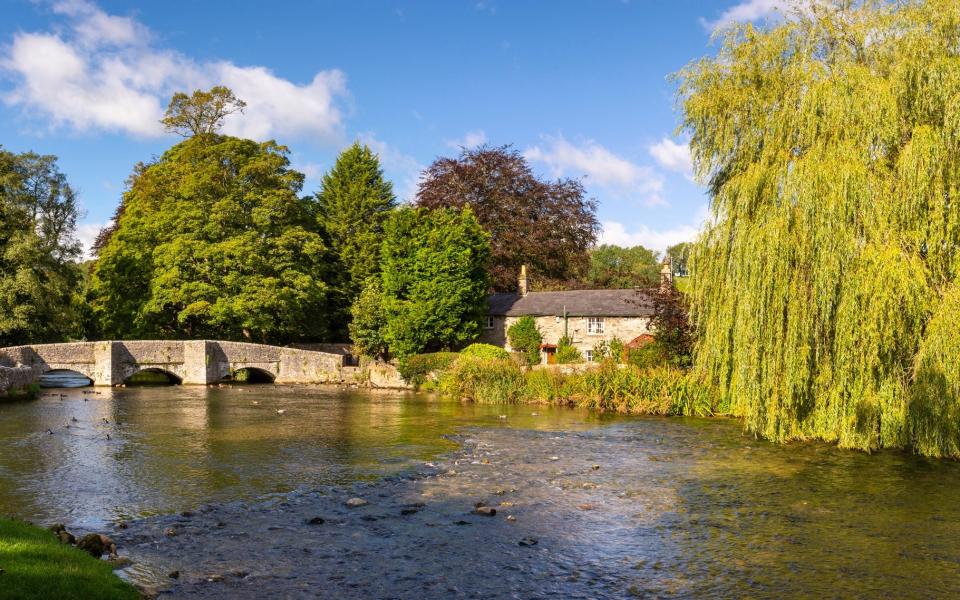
[222,367,276,384]
[123,368,183,386]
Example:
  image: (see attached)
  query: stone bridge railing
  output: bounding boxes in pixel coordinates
[0,340,346,387]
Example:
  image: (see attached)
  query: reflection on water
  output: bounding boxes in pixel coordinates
[38,370,93,388]
[4,386,960,596]
[0,385,615,528]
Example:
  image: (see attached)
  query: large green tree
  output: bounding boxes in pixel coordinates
[316,142,396,334]
[415,145,599,291]
[90,133,332,342]
[0,149,83,345]
[585,244,660,289]
[352,207,490,358]
[682,0,960,456]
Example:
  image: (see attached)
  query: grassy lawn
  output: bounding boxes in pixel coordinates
[0,518,140,600]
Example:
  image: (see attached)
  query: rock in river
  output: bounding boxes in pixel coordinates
[345,497,369,508]
[76,533,106,557]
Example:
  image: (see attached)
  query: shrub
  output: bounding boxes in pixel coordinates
[438,356,526,403]
[607,336,625,363]
[555,336,583,364]
[507,316,542,366]
[626,342,668,369]
[349,279,388,358]
[590,340,609,362]
[523,368,577,405]
[574,362,715,416]
[460,343,510,360]
[397,352,460,386]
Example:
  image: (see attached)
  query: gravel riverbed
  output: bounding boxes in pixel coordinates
[113,425,685,599]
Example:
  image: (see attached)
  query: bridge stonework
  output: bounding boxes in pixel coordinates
[0,341,345,387]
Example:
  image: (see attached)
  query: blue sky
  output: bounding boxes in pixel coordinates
[0,0,785,256]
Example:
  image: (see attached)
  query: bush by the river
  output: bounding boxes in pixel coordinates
[397,352,460,386]
[460,343,510,361]
[435,355,718,417]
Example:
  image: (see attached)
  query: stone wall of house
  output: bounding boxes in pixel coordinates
[482,315,652,359]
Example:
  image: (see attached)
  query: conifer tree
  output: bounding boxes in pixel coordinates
[316,143,396,333]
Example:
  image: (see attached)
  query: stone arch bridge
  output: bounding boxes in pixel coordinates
[0,340,347,386]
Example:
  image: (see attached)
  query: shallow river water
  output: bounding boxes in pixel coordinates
[2,385,960,598]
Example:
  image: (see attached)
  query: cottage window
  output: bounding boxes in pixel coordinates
[587,317,605,335]
[585,350,594,362]
[484,316,495,330]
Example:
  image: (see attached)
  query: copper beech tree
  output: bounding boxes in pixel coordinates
[415,145,599,292]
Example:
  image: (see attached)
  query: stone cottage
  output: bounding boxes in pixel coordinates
[479,264,670,362]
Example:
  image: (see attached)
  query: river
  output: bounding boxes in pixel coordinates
[2,385,960,598]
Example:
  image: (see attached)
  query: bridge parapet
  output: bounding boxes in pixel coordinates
[0,340,345,386]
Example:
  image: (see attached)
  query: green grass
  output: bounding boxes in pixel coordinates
[0,518,140,600]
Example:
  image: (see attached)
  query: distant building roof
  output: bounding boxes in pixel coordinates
[487,289,654,318]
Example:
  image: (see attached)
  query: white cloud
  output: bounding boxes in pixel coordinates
[446,129,487,149]
[1,0,349,141]
[649,137,693,179]
[75,221,107,259]
[358,133,424,203]
[599,205,709,252]
[703,0,790,31]
[524,134,666,207]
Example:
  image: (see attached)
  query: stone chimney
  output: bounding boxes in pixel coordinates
[518,265,529,296]
[660,256,673,291]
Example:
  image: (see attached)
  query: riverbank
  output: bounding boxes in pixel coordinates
[109,420,960,599]
[0,518,139,599]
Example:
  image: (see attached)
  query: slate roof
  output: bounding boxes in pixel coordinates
[487,289,655,317]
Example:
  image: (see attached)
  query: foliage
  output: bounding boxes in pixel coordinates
[576,362,715,417]
[397,351,460,386]
[590,339,609,362]
[506,315,542,365]
[460,343,510,360]
[554,335,583,364]
[437,355,717,417]
[665,242,692,277]
[0,518,140,600]
[349,279,389,358]
[438,355,527,403]
[680,0,960,454]
[415,145,599,291]
[650,286,693,367]
[161,86,246,137]
[626,342,669,369]
[910,284,960,458]
[608,336,625,364]
[376,206,491,357]
[585,244,660,288]
[90,133,332,343]
[0,148,83,345]
[317,142,396,334]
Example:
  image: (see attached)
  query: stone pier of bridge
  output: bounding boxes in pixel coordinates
[0,340,347,387]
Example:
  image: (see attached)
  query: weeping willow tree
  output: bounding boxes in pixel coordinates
[681,0,960,456]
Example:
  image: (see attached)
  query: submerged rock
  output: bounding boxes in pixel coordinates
[345,497,368,508]
[519,537,538,546]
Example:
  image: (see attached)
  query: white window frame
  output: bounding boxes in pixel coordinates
[586,317,605,335]
[585,350,594,362]
[484,316,495,330]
